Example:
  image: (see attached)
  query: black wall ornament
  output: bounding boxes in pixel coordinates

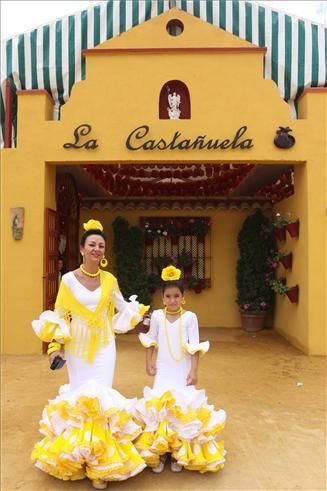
[274,126,295,149]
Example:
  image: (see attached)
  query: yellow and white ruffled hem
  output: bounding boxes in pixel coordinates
[31,382,146,481]
[133,387,226,473]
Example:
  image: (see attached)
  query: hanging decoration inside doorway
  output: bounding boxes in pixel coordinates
[255,169,294,202]
[84,163,253,197]
[83,163,294,203]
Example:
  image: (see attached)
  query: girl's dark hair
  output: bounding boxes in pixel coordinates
[80,229,107,246]
[162,279,185,294]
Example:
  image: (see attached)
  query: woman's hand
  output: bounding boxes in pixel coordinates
[186,369,198,386]
[146,363,157,376]
[48,351,63,365]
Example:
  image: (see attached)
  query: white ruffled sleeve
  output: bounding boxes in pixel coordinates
[184,313,210,356]
[111,283,150,334]
[31,310,71,344]
[139,310,159,348]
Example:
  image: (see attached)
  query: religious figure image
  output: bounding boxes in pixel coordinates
[10,207,24,240]
[168,91,181,119]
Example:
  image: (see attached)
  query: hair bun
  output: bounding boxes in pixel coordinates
[83,219,103,232]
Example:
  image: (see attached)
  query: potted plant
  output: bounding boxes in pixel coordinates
[144,223,156,245]
[286,285,299,303]
[269,279,299,304]
[279,251,293,269]
[272,213,290,241]
[269,278,289,296]
[147,273,162,293]
[236,210,276,332]
[286,219,300,238]
[189,218,210,242]
[268,250,293,270]
[177,250,194,278]
[153,255,171,274]
[143,222,168,245]
[188,276,203,294]
[166,221,182,245]
[239,300,271,331]
[112,217,151,305]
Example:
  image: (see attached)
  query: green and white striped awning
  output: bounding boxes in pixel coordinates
[1,0,326,148]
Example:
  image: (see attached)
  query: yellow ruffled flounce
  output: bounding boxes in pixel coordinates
[134,390,226,473]
[32,395,146,481]
[173,439,225,473]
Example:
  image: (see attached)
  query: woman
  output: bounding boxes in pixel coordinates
[31,219,149,489]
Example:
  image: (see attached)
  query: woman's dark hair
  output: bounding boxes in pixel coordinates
[80,229,107,246]
[162,279,185,294]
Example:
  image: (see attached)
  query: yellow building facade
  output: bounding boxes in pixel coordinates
[1,9,326,355]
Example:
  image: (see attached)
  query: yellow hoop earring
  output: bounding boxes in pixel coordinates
[182,299,186,305]
[100,257,108,268]
[81,251,84,256]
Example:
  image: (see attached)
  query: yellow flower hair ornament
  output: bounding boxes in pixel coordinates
[83,219,103,232]
[161,265,182,281]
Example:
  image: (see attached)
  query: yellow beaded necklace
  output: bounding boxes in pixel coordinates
[80,264,100,277]
[164,307,184,362]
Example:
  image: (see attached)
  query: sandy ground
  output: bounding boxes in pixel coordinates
[1,328,326,491]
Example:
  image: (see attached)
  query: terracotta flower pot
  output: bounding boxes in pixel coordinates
[240,311,266,332]
[286,285,299,303]
[280,253,293,270]
[274,227,286,241]
[183,265,193,279]
[193,285,202,294]
[286,220,299,238]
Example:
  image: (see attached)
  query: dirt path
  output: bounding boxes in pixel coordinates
[1,328,326,491]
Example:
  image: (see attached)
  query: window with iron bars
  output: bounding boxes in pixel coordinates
[140,217,211,289]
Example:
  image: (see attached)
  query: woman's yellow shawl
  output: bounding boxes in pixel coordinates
[55,270,117,364]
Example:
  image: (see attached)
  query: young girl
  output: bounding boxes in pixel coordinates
[134,265,226,473]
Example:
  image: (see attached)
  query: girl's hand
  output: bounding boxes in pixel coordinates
[186,370,198,386]
[146,363,157,376]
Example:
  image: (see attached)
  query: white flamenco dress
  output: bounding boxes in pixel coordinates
[31,271,147,482]
[134,309,226,473]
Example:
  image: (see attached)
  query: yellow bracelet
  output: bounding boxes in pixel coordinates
[47,346,61,355]
[48,341,61,349]
[47,347,60,355]
[47,342,61,355]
